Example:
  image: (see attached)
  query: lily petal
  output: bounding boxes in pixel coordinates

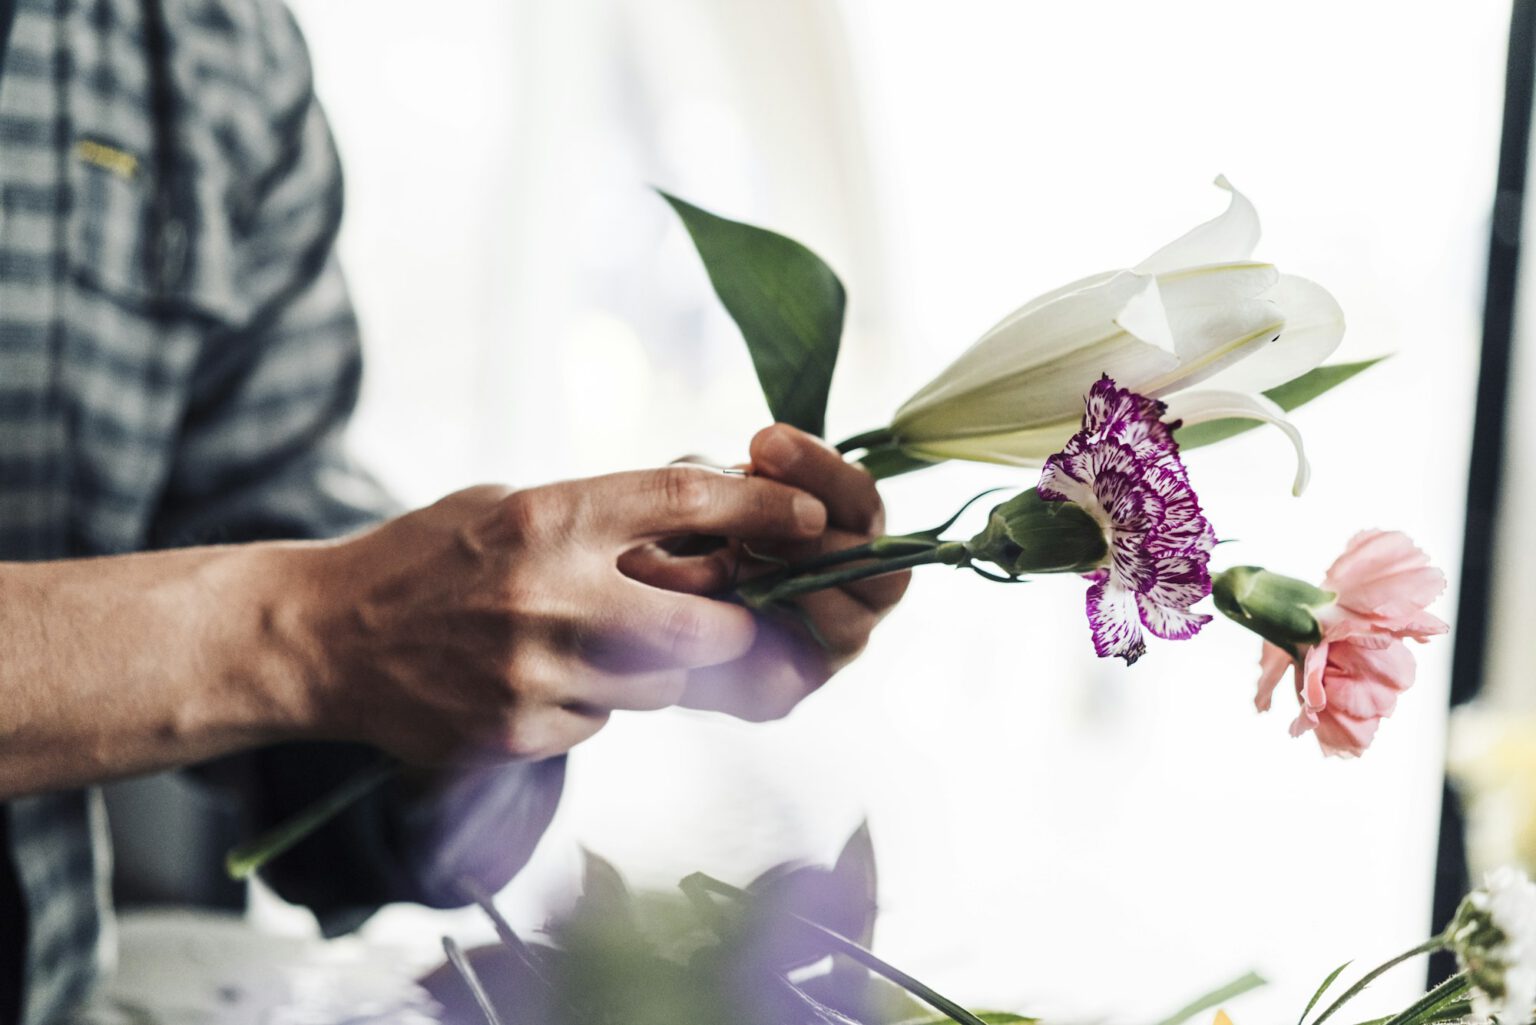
[893,271,1178,440]
[1135,175,1261,275]
[1164,388,1311,496]
[1193,275,1346,394]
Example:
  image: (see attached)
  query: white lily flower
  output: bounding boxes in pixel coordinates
[888,177,1345,495]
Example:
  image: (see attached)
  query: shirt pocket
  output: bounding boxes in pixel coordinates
[66,136,184,310]
[66,136,250,327]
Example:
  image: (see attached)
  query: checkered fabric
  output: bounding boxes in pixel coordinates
[0,1,397,1020]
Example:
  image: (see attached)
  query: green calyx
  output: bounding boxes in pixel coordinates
[1211,566,1334,656]
[964,489,1109,577]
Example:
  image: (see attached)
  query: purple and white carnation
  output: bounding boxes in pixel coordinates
[1037,376,1216,665]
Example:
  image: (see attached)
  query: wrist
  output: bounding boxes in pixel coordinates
[212,539,343,743]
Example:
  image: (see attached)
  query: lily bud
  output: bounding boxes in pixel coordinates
[1211,566,1333,656]
[885,177,1344,495]
[965,488,1108,576]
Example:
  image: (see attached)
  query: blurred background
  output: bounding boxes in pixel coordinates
[108,1,1536,1022]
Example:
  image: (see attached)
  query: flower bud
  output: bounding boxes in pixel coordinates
[1211,566,1333,655]
[965,488,1108,577]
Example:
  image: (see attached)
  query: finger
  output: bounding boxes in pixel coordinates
[471,706,610,762]
[580,577,758,670]
[618,542,736,595]
[596,466,826,546]
[750,424,883,534]
[562,666,691,713]
[679,619,829,722]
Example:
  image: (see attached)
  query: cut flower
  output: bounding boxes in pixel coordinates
[1215,531,1448,757]
[887,177,1344,495]
[1450,866,1536,1023]
[1037,376,1215,664]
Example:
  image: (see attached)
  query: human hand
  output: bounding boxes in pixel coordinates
[296,467,829,764]
[619,424,909,721]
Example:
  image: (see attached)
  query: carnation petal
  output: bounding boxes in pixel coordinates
[1087,578,1146,664]
[1255,644,1293,712]
[1136,593,1212,641]
[1329,639,1418,696]
[1323,530,1436,595]
[1311,708,1380,758]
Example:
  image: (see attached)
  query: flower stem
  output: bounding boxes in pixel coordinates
[1308,938,1447,1025]
[745,533,942,584]
[835,427,896,454]
[224,758,397,879]
[1378,974,1470,1025]
[736,541,968,609]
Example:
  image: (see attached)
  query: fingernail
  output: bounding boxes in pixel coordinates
[758,429,799,474]
[793,494,825,533]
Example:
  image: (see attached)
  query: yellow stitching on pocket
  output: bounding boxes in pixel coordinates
[75,139,140,180]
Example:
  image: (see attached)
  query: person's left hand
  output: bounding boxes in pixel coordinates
[618,424,910,721]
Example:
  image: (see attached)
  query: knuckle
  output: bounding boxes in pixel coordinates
[500,488,563,544]
[653,466,713,521]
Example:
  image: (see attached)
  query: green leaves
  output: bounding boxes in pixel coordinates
[661,191,845,437]
[1175,358,1386,450]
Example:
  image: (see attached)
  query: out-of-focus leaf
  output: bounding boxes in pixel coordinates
[1175,358,1385,450]
[661,191,845,437]
[1151,971,1267,1025]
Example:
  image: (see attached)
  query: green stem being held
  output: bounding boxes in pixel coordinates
[736,541,969,610]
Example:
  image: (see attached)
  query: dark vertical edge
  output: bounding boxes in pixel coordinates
[1431,0,1536,984]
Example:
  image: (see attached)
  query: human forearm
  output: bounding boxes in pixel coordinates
[0,541,322,797]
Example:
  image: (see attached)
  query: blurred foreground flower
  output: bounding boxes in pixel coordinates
[1213,531,1447,756]
[877,177,1344,495]
[1450,867,1536,1023]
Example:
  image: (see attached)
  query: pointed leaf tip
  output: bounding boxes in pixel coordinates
[661,191,845,437]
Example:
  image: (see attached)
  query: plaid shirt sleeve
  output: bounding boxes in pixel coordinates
[138,2,566,934]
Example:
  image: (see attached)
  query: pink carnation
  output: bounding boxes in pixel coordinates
[1255,530,1448,757]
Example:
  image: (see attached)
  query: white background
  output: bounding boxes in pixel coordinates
[278,2,1509,1021]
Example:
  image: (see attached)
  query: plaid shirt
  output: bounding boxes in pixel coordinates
[0,1,566,1021]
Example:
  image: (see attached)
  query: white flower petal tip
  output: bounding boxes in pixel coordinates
[1136,176,1262,275]
[1165,389,1312,496]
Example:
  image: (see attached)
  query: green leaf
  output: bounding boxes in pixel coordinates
[1151,970,1268,1025]
[661,191,845,437]
[1175,358,1386,450]
[1299,962,1354,1025]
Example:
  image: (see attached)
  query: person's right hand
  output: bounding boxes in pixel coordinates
[291,467,828,765]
